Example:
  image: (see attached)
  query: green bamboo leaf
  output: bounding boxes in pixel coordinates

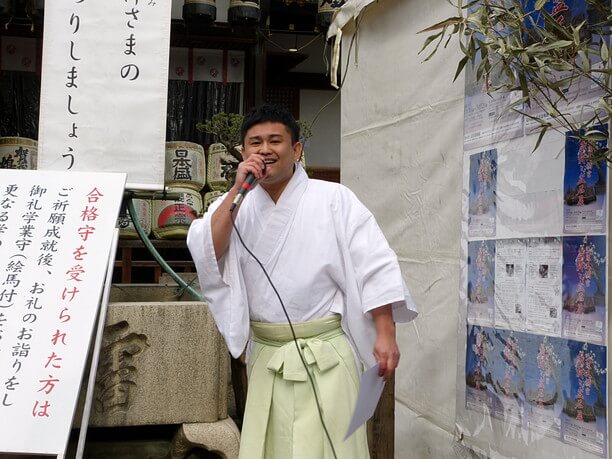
[417,17,463,34]
[535,0,547,10]
[578,50,591,73]
[584,129,608,140]
[537,40,574,52]
[518,71,529,98]
[533,125,549,153]
[572,26,581,45]
[601,39,609,63]
[418,31,444,54]
[454,55,470,82]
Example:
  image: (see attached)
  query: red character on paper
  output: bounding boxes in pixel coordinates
[51,330,67,346]
[61,286,80,302]
[66,264,85,282]
[32,400,51,417]
[86,188,104,203]
[77,225,96,241]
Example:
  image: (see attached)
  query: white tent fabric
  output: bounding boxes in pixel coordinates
[335,1,611,458]
[335,0,465,456]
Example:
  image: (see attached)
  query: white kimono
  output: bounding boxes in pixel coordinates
[187,164,417,368]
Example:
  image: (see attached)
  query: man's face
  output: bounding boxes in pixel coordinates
[242,121,302,189]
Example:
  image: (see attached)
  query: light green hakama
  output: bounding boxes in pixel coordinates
[239,315,370,459]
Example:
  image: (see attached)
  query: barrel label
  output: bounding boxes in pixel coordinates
[230,1,260,7]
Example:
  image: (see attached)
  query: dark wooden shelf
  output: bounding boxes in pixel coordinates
[114,238,195,284]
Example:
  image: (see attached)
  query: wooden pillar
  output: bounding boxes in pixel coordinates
[253,34,266,107]
[367,374,395,459]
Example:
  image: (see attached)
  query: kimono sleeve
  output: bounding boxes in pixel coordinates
[186,196,251,357]
[343,192,418,323]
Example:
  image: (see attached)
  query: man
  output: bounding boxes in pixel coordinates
[187,104,417,458]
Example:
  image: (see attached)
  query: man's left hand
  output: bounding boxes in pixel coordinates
[371,305,400,380]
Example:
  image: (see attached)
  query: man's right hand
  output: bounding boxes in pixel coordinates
[233,154,267,192]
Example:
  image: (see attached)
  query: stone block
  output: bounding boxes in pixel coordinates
[82,299,229,427]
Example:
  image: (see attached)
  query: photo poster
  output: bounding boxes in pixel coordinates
[468,149,498,238]
[563,127,608,235]
[458,2,609,457]
[0,170,126,455]
[522,0,607,133]
[562,235,607,345]
[467,240,496,326]
[463,328,608,457]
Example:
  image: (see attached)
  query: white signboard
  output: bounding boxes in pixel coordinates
[37,1,172,190]
[0,169,125,455]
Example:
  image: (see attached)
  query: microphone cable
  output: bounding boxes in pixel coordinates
[229,206,339,459]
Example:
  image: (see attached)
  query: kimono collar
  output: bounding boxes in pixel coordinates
[250,163,308,265]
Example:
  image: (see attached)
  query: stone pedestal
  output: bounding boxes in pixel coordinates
[81,299,229,427]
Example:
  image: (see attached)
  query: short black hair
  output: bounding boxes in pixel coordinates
[240,104,300,145]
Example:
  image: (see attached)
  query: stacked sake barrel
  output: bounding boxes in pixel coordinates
[118,199,152,239]
[0,137,37,170]
[152,141,206,239]
[204,142,236,211]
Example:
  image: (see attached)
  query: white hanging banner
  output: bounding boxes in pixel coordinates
[37,1,172,191]
[0,169,126,455]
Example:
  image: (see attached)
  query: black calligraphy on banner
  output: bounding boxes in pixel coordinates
[120,0,157,82]
[63,2,86,170]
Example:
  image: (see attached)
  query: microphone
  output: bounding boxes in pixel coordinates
[230,165,264,212]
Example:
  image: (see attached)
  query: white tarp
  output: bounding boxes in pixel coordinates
[37,1,172,191]
[336,0,610,458]
[336,1,464,456]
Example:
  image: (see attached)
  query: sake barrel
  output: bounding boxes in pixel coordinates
[117,199,152,239]
[228,0,260,25]
[0,137,37,170]
[203,190,224,212]
[206,143,237,192]
[317,0,346,30]
[165,141,206,191]
[152,187,203,239]
[183,0,216,23]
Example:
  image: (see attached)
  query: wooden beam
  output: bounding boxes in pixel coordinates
[367,373,395,459]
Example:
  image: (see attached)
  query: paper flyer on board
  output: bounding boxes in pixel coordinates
[463,22,524,151]
[494,239,527,331]
[524,333,565,440]
[468,149,497,238]
[465,325,495,414]
[562,235,606,344]
[467,240,496,326]
[522,2,607,134]
[525,237,563,337]
[561,340,607,457]
[563,128,608,234]
[490,329,526,428]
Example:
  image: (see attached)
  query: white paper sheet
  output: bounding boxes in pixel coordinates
[344,364,385,440]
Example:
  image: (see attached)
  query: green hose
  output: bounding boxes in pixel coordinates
[127,197,203,301]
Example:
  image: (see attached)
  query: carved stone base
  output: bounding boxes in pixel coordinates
[170,418,241,459]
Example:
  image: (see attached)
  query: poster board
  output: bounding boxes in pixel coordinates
[456,1,609,458]
[36,1,172,191]
[0,169,125,455]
